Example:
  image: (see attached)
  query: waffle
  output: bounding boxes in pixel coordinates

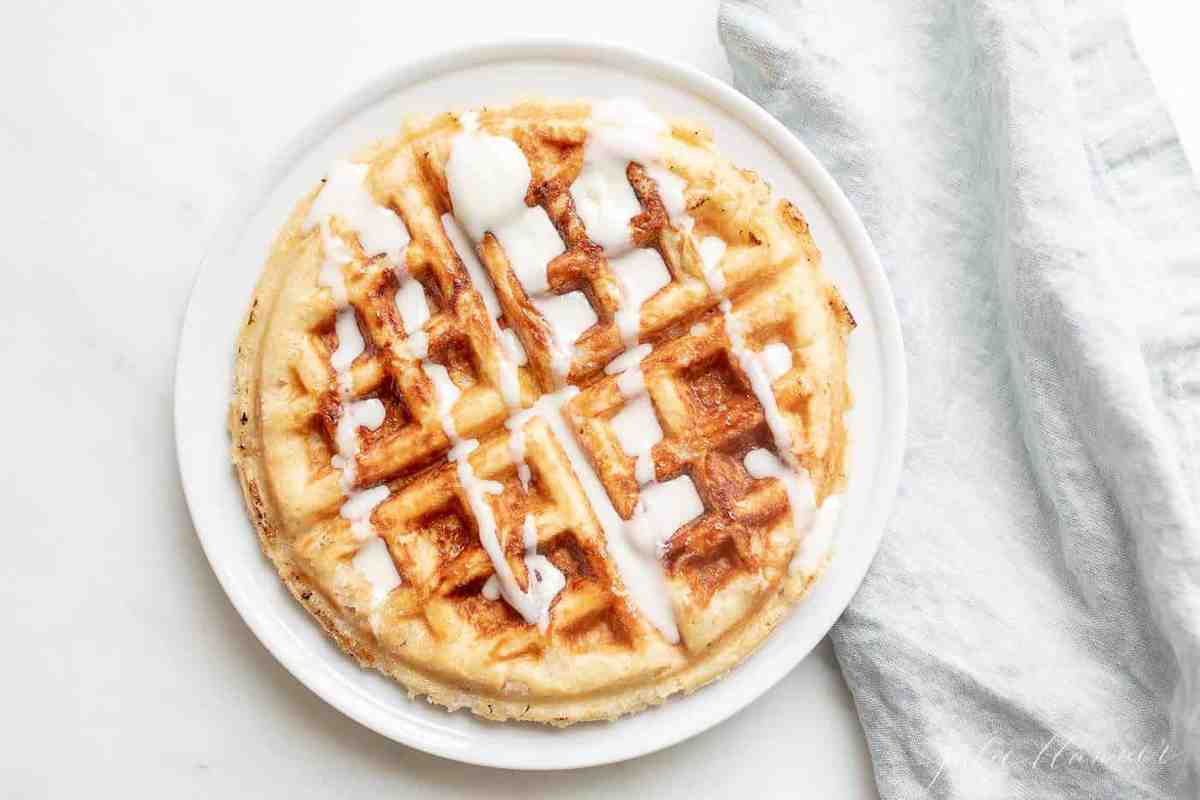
[229,98,854,724]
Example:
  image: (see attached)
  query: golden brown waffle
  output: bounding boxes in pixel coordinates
[230,99,854,723]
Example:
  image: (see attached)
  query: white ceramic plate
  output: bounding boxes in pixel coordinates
[174,39,906,771]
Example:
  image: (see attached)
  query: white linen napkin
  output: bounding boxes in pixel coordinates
[720,0,1200,796]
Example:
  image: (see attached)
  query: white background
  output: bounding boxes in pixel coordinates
[0,1,1191,797]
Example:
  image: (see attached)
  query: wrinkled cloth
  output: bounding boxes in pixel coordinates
[720,0,1200,796]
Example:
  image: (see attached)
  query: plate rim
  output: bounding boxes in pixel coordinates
[174,36,907,770]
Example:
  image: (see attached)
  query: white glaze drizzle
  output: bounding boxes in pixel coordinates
[395,280,430,333]
[646,164,687,221]
[499,328,528,366]
[340,484,390,541]
[493,207,563,296]
[336,398,385,454]
[421,362,461,440]
[307,161,411,278]
[446,119,576,381]
[570,161,643,255]
[333,398,386,496]
[481,514,568,628]
[609,248,672,346]
[610,393,662,487]
[610,394,663,459]
[634,451,656,486]
[760,341,793,381]
[507,423,532,492]
[743,449,840,573]
[419,332,563,628]
[448,109,565,304]
[407,330,429,360]
[626,476,704,557]
[605,343,652,375]
[605,349,705,573]
[506,388,679,642]
[352,537,402,608]
[307,164,409,607]
[445,117,530,242]
[532,291,597,375]
[330,308,365,391]
[720,298,795,467]
[698,225,843,572]
[570,98,687,256]
[451,435,564,631]
[617,364,646,398]
[697,236,728,294]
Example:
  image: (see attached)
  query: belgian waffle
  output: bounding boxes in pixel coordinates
[229,98,854,723]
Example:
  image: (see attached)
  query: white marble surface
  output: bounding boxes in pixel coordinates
[0,1,1191,796]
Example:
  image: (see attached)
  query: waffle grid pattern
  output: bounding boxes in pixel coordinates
[295,112,818,653]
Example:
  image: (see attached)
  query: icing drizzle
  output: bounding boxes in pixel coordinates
[306,161,405,609]
[506,389,681,642]
[446,113,576,381]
